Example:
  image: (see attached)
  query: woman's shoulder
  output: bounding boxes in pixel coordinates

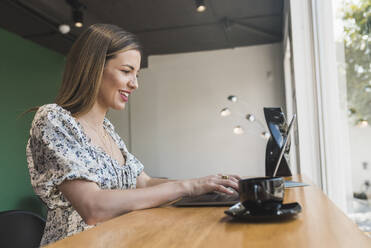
[31,103,81,139]
[35,103,70,119]
[33,103,73,125]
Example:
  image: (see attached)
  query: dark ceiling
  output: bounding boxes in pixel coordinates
[0,0,283,67]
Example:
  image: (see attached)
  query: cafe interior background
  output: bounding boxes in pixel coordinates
[0,0,370,234]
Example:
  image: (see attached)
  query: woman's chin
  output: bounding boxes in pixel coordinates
[111,102,126,111]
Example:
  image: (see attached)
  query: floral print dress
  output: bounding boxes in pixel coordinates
[26,104,144,246]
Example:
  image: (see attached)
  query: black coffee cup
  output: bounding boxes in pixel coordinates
[239,177,284,214]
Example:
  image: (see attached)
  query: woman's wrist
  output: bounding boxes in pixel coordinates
[174,180,192,197]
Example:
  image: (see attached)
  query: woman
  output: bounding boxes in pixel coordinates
[26,24,239,246]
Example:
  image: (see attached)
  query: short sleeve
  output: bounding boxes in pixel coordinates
[27,106,100,208]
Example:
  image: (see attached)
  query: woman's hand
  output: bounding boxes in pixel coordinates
[181,174,240,197]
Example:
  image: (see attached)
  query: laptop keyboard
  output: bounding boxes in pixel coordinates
[173,191,240,206]
[186,192,239,202]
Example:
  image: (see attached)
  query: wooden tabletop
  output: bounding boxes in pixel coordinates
[46,176,371,248]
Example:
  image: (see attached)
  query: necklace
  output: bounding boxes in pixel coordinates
[79,119,114,158]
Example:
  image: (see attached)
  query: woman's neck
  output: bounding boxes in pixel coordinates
[77,101,108,128]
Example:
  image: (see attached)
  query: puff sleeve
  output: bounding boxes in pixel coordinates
[27,106,100,208]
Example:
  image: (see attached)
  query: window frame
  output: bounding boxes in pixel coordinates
[287,0,353,212]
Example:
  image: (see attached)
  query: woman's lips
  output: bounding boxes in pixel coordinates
[119,90,130,102]
[120,93,128,102]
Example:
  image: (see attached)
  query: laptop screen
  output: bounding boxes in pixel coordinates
[272,114,296,176]
[263,108,287,149]
[263,107,295,177]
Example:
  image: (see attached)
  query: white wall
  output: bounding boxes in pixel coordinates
[107,107,131,149]
[119,43,285,180]
[349,126,371,193]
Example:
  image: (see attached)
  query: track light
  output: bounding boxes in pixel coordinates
[246,114,255,122]
[220,108,231,117]
[261,131,271,139]
[73,9,83,27]
[58,24,71,34]
[195,0,206,12]
[227,95,237,102]
[66,0,86,28]
[233,126,244,135]
[221,95,270,139]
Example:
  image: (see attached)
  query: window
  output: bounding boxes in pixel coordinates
[333,0,371,234]
[289,0,370,235]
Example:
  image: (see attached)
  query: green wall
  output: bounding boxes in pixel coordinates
[0,28,65,217]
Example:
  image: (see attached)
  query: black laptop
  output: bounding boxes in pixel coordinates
[173,112,299,207]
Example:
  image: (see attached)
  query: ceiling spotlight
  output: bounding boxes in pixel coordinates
[233,126,244,135]
[246,114,255,122]
[227,95,237,102]
[220,108,231,117]
[66,0,86,27]
[58,24,71,34]
[195,0,206,12]
[73,9,83,27]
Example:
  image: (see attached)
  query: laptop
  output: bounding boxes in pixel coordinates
[173,115,301,207]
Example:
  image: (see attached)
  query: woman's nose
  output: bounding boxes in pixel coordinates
[128,76,138,90]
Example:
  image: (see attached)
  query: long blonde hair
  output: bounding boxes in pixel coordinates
[55,24,141,116]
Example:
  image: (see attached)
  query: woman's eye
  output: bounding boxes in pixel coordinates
[121,70,139,78]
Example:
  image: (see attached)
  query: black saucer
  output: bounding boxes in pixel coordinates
[224,202,302,221]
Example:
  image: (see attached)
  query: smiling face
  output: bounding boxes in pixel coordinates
[97,49,141,111]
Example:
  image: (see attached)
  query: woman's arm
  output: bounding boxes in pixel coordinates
[136,171,240,188]
[58,174,238,226]
[136,171,175,188]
